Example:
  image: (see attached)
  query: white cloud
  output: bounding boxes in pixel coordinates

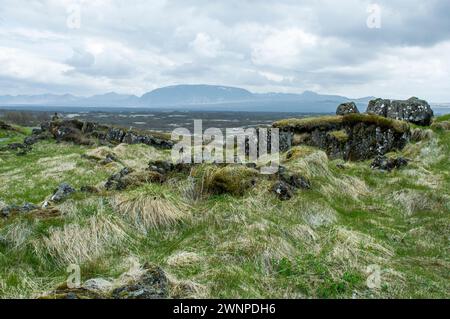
[189,33,223,58]
[252,28,318,68]
[0,0,449,101]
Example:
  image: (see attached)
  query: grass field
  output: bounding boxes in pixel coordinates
[0,117,449,298]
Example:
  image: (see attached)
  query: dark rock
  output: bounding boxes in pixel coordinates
[370,155,408,171]
[147,160,191,175]
[24,131,52,146]
[32,128,43,135]
[121,171,165,190]
[22,202,39,211]
[336,163,346,169]
[40,121,51,132]
[0,121,14,130]
[274,114,410,161]
[106,128,127,144]
[0,236,8,248]
[49,119,92,145]
[336,102,359,115]
[7,142,27,150]
[148,160,174,174]
[244,128,293,156]
[112,265,168,299]
[278,166,311,190]
[44,119,173,149]
[271,180,294,200]
[367,97,433,126]
[1,202,39,218]
[123,131,142,144]
[105,167,134,190]
[99,153,119,165]
[51,183,76,202]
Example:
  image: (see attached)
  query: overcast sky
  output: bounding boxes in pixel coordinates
[0,0,449,101]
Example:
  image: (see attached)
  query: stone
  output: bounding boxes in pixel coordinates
[43,119,173,149]
[0,202,39,218]
[112,265,169,299]
[106,128,126,144]
[82,278,113,293]
[273,114,411,161]
[271,180,294,201]
[367,97,433,126]
[370,155,408,171]
[51,183,76,202]
[148,160,191,175]
[278,166,311,190]
[148,160,174,174]
[105,167,133,190]
[0,121,14,130]
[336,102,359,115]
[98,153,118,165]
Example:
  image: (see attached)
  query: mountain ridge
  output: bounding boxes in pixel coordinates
[0,84,378,112]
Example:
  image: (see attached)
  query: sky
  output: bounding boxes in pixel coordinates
[0,0,449,102]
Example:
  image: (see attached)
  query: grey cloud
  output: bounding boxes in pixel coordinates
[0,0,449,100]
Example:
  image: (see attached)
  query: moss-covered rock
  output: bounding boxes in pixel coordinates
[207,165,259,196]
[273,114,410,161]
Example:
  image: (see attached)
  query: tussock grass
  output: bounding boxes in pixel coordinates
[391,189,447,216]
[326,226,394,274]
[329,129,349,142]
[411,128,433,142]
[168,274,208,298]
[37,215,128,266]
[1,120,449,299]
[0,221,33,249]
[84,147,117,161]
[167,251,202,267]
[111,192,188,233]
[190,164,259,197]
[285,150,331,179]
[301,203,338,228]
[112,143,168,170]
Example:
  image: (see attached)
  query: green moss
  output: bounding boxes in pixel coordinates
[273,116,343,132]
[208,165,259,196]
[328,130,348,142]
[273,113,410,134]
[342,113,410,133]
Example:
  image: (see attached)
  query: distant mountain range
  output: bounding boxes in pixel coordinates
[0,84,377,113]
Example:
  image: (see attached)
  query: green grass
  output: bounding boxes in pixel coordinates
[273,113,410,133]
[0,118,449,299]
[433,114,450,122]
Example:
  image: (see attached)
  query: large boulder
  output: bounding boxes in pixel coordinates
[367,97,433,126]
[273,114,410,161]
[336,102,359,115]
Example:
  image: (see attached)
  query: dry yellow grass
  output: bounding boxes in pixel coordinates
[37,215,128,265]
[167,251,202,267]
[111,193,188,233]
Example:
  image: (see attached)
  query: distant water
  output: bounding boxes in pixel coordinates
[1,104,448,132]
[0,106,323,131]
[433,107,450,115]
